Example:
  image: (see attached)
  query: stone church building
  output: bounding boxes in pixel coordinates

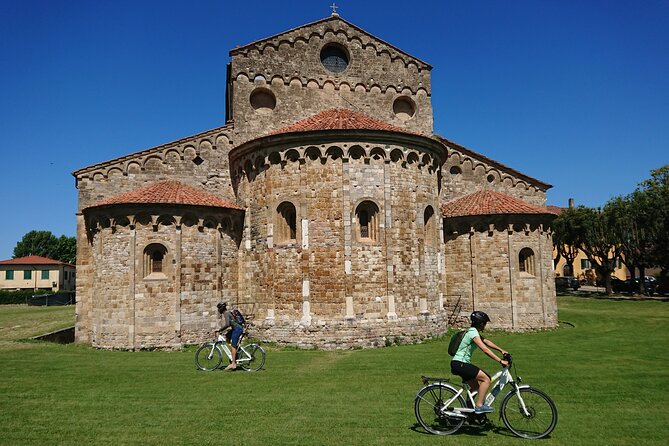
[73,13,557,350]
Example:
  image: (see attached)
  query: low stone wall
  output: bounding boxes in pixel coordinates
[251,313,450,350]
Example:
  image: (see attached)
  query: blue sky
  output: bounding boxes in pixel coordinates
[0,0,667,260]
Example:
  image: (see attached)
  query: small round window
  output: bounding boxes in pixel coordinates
[393,96,416,121]
[249,88,276,114]
[320,43,349,73]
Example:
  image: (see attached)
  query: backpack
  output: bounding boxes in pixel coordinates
[447,330,467,356]
[231,308,246,326]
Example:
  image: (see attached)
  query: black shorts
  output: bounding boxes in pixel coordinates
[450,360,483,382]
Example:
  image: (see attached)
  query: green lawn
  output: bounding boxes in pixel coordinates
[0,297,668,445]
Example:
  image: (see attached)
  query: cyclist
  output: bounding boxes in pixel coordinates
[216,302,243,370]
[450,311,509,414]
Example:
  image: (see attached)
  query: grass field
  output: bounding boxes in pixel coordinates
[0,297,668,445]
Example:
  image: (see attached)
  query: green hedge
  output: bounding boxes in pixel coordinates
[0,290,73,305]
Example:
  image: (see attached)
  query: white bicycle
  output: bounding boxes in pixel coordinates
[415,354,557,439]
[195,331,266,372]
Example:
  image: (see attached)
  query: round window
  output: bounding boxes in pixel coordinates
[393,96,416,121]
[320,43,349,73]
[249,88,276,114]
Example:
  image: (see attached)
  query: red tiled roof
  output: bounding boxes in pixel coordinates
[546,205,563,215]
[89,181,243,210]
[0,255,72,266]
[271,108,418,136]
[441,189,555,218]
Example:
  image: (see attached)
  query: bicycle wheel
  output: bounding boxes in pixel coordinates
[414,384,466,435]
[195,342,223,371]
[500,386,558,439]
[238,343,266,371]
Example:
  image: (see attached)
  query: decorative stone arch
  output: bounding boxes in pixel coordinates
[390,148,404,163]
[284,149,300,163]
[369,147,386,161]
[268,151,282,166]
[325,146,344,161]
[107,167,124,178]
[348,145,365,161]
[406,152,419,165]
[157,215,176,227]
[305,146,322,161]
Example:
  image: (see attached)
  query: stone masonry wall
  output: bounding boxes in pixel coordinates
[230,17,432,142]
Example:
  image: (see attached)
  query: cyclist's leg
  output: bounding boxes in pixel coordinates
[473,369,491,407]
[226,326,243,369]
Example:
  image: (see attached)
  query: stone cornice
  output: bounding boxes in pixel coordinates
[229,15,431,71]
[72,123,234,179]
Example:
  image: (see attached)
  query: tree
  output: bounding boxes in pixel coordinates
[552,207,584,277]
[573,207,620,295]
[13,230,76,264]
[639,165,669,277]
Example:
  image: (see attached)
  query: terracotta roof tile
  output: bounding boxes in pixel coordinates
[89,181,243,210]
[0,255,72,266]
[441,189,554,218]
[271,108,418,136]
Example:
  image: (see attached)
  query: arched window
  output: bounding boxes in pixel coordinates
[276,201,297,243]
[356,201,379,242]
[424,205,435,240]
[144,243,167,278]
[519,248,535,276]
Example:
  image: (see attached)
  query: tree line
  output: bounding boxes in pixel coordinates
[553,165,668,294]
[12,230,76,265]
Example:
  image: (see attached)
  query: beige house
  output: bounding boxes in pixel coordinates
[0,255,76,292]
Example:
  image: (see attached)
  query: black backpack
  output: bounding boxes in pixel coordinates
[231,308,246,326]
[447,330,467,356]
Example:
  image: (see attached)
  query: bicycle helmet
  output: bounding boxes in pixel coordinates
[217,302,228,313]
[470,311,490,327]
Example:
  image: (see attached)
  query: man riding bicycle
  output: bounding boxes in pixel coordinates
[450,311,509,414]
[216,302,243,370]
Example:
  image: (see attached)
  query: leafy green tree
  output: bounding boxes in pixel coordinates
[13,231,76,264]
[552,207,584,277]
[572,206,620,295]
[640,165,669,277]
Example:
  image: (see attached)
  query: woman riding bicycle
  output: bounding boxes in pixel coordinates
[216,302,243,370]
[450,311,509,414]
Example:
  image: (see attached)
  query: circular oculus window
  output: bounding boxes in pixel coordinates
[249,88,276,114]
[320,43,349,73]
[393,96,416,121]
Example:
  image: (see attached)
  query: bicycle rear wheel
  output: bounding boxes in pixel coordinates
[500,386,557,439]
[195,342,223,371]
[414,384,466,435]
[238,343,266,371]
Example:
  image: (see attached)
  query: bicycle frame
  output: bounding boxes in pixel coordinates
[424,365,532,418]
[212,334,253,365]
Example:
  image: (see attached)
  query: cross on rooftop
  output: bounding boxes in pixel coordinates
[330,3,339,15]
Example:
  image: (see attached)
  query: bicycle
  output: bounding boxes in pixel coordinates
[414,353,557,439]
[195,331,266,372]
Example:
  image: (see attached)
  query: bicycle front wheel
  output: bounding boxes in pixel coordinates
[414,384,466,435]
[195,343,223,371]
[500,386,557,439]
[238,343,266,371]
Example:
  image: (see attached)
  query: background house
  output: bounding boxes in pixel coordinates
[0,255,76,292]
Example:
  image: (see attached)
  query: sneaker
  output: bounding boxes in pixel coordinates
[474,405,494,414]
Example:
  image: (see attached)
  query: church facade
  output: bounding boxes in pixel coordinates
[73,13,557,350]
